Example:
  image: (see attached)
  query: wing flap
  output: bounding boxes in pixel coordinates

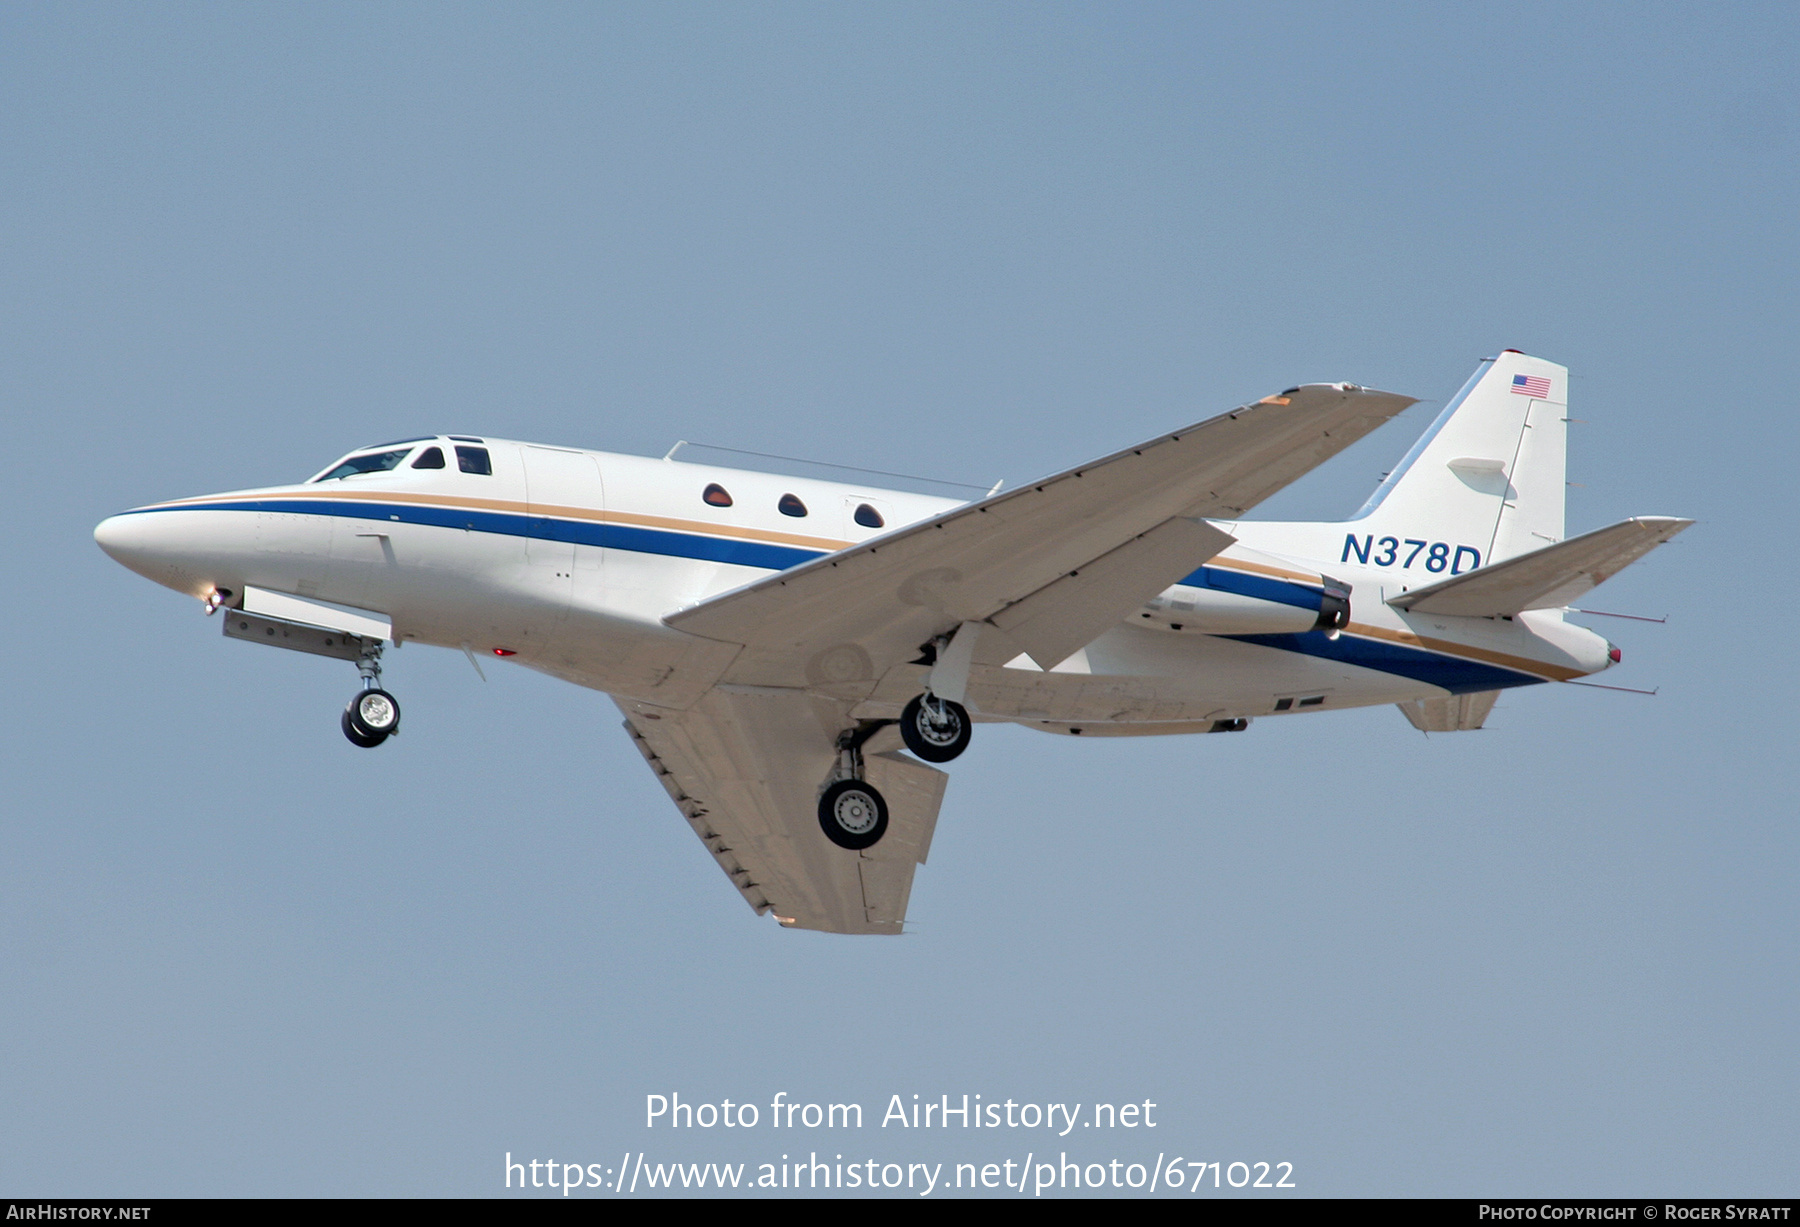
[1388,517,1692,617]
[857,751,949,926]
[669,384,1413,687]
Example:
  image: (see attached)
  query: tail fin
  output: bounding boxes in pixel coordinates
[1353,352,1567,565]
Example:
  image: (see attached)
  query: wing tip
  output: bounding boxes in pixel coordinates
[1631,515,1695,535]
[1279,383,1418,416]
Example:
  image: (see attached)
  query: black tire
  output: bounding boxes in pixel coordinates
[348,688,401,738]
[900,693,971,763]
[341,706,387,748]
[817,779,889,851]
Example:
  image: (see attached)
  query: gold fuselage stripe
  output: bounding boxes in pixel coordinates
[147,490,1579,680]
[149,488,853,552]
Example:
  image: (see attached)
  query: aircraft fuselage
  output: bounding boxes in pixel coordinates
[94,434,1615,732]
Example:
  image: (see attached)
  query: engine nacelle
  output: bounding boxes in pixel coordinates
[1140,560,1351,637]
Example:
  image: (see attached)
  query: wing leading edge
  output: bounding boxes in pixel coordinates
[667,383,1415,688]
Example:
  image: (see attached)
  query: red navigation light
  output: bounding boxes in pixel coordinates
[1608,645,1622,664]
[492,648,517,657]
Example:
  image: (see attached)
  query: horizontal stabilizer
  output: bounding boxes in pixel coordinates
[1397,690,1500,732]
[1387,517,1692,617]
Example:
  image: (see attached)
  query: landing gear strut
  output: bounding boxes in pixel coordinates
[342,639,401,748]
[900,692,971,763]
[818,724,889,850]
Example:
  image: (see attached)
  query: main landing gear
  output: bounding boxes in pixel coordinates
[341,640,402,749]
[817,695,974,850]
[899,692,971,763]
[818,724,889,851]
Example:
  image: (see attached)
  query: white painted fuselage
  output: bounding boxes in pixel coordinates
[94,434,1615,732]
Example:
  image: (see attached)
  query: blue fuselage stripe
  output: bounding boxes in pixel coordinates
[126,499,1546,692]
[1223,630,1545,694]
[123,498,826,571]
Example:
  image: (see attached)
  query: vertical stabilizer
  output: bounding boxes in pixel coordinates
[1353,352,1567,564]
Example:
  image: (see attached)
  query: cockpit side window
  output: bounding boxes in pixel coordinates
[412,446,446,469]
[315,448,413,482]
[455,446,492,475]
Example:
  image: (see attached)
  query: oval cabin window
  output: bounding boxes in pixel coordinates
[854,503,884,528]
[778,493,808,518]
[703,483,733,507]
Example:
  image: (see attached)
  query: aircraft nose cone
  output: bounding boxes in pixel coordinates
[94,513,144,566]
[94,510,134,557]
[94,510,209,595]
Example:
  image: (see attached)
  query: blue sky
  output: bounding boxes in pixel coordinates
[2,2,1795,1197]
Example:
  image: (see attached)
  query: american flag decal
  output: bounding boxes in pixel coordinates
[1511,374,1552,398]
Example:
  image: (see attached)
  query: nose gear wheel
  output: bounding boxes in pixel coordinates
[341,704,387,748]
[340,640,401,748]
[349,688,401,737]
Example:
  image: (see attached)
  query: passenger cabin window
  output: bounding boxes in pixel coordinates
[703,483,733,507]
[778,493,808,518]
[455,446,492,475]
[317,448,412,481]
[854,503,884,529]
[412,446,446,469]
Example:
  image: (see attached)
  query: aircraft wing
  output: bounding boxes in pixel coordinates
[1388,516,1693,617]
[667,383,1415,683]
[618,691,946,935]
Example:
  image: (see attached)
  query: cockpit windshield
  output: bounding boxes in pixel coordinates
[314,447,414,482]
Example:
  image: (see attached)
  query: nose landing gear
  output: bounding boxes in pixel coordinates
[341,640,402,748]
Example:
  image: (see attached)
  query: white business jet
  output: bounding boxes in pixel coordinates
[96,351,1688,934]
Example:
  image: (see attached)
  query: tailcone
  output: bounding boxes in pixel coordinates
[1519,610,1617,678]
